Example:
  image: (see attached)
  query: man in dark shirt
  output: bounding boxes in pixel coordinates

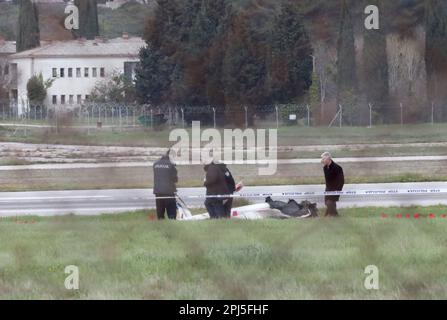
[218,162,236,218]
[203,161,230,219]
[321,152,344,217]
[153,150,178,220]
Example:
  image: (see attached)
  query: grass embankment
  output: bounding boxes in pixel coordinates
[1,162,446,192]
[0,206,446,299]
[2,124,447,147]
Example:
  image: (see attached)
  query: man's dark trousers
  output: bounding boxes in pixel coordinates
[223,198,233,218]
[205,198,226,219]
[325,198,339,217]
[156,195,177,220]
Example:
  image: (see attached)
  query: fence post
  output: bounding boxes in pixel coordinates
[133,107,136,127]
[275,105,279,129]
[400,102,403,126]
[213,107,216,129]
[87,107,90,135]
[150,108,153,130]
[119,106,122,132]
[125,106,129,126]
[431,102,435,125]
[339,104,342,128]
[368,103,373,128]
[306,104,310,127]
[24,98,28,137]
[244,106,248,128]
[181,108,185,128]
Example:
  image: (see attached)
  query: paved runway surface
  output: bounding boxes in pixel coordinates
[1,182,446,216]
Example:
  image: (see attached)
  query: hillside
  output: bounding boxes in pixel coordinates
[0,1,154,41]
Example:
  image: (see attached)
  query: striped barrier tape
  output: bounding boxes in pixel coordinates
[153,188,447,200]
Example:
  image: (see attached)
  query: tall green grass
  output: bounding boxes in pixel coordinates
[1,206,447,299]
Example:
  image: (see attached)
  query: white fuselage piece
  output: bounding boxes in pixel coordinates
[179,203,295,221]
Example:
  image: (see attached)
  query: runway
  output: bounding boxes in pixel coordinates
[1,182,446,216]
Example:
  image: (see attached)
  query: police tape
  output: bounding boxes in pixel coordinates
[153,188,447,200]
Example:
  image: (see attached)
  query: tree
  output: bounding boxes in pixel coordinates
[90,72,136,103]
[311,42,337,123]
[204,0,235,108]
[136,0,314,126]
[16,0,40,52]
[271,0,313,104]
[388,28,427,122]
[222,8,270,126]
[362,0,389,122]
[135,42,173,106]
[336,0,359,125]
[426,0,447,120]
[26,73,54,103]
[308,70,319,124]
[74,0,99,40]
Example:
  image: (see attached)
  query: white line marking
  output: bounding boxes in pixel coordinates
[0,196,111,201]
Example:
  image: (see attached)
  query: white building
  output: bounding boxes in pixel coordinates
[101,0,149,10]
[0,38,16,99]
[8,35,145,114]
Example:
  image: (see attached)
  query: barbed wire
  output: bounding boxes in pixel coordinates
[1,98,446,130]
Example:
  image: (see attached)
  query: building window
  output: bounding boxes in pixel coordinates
[100,67,105,77]
[124,62,138,81]
[85,95,90,101]
[60,68,65,78]
[76,95,82,104]
[84,67,89,77]
[52,68,57,77]
[4,65,8,75]
[61,95,66,105]
[76,68,81,77]
[52,95,57,105]
[69,95,74,104]
[68,68,73,78]
[92,67,97,77]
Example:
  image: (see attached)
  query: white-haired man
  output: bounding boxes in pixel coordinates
[321,152,344,217]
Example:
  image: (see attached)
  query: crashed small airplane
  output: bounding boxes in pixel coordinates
[176,196,319,220]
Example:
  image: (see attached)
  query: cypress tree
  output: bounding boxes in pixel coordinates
[363,0,389,122]
[205,0,234,108]
[271,0,313,104]
[16,0,40,52]
[135,42,173,106]
[336,0,358,125]
[74,0,99,40]
[135,1,174,106]
[222,9,269,126]
[426,0,447,120]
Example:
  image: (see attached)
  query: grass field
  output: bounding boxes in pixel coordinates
[1,206,447,299]
[1,161,446,192]
[2,124,447,147]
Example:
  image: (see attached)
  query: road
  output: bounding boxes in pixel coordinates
[0,182,446,216]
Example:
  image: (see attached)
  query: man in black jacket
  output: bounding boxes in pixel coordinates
[153,150,178,220]
[204,161,230,219]
[321,152,344,217]
[218,162,236,218]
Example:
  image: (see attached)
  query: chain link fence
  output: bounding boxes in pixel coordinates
[1,98,446,135]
